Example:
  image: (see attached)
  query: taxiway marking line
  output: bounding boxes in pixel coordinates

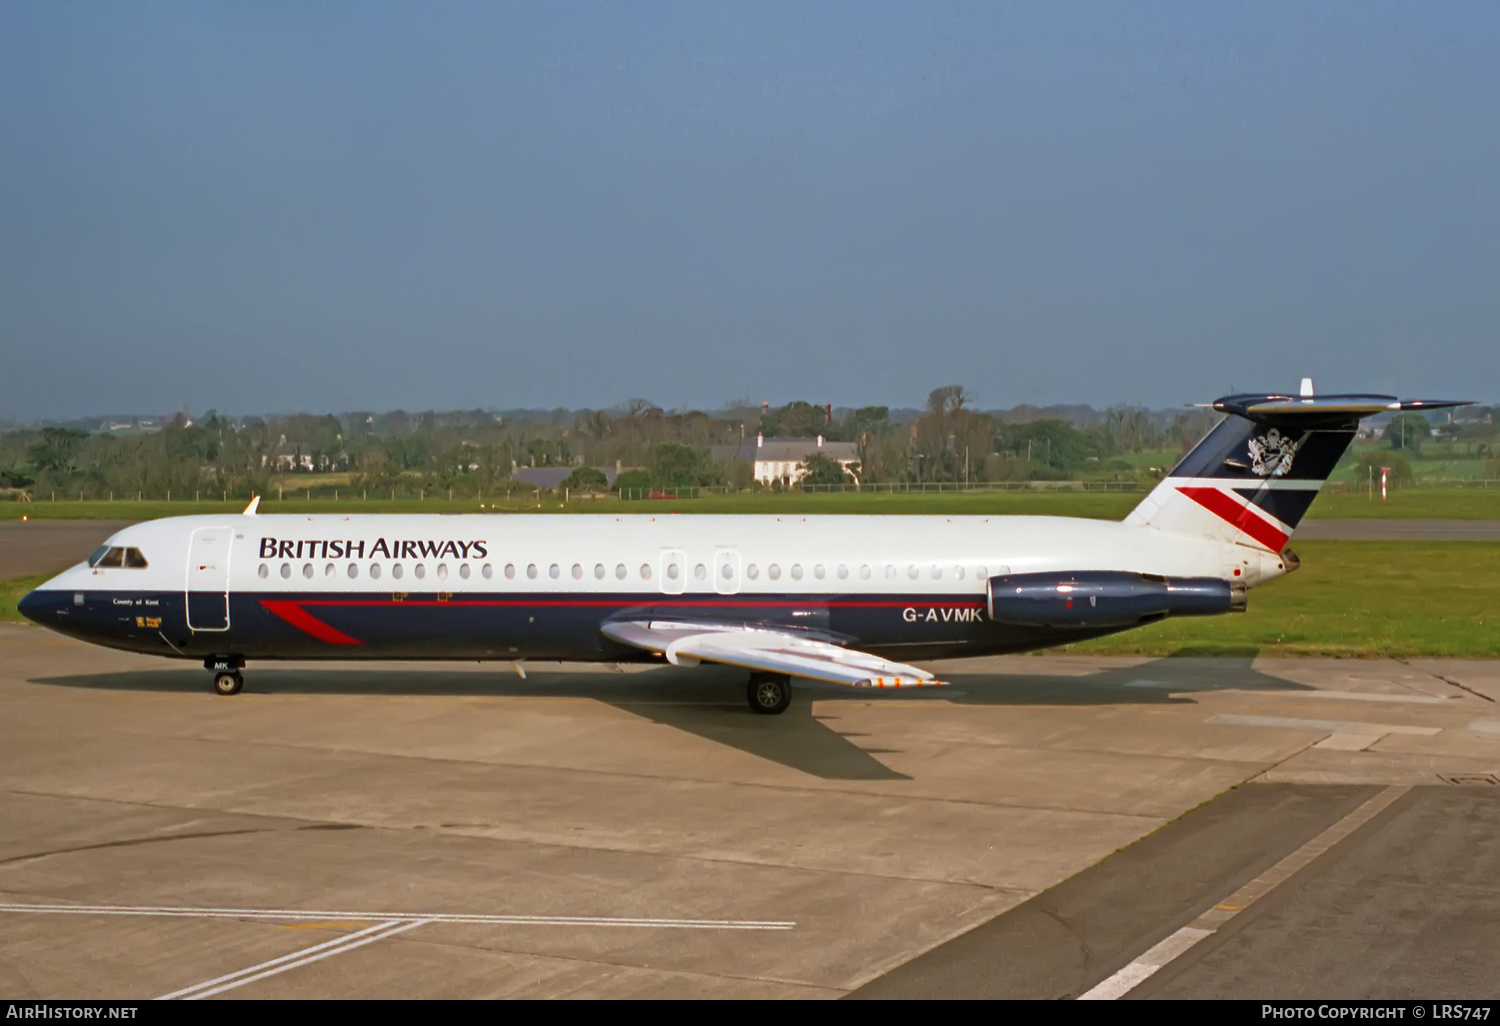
[157,919,408,1000]
[0,901,795,930]
[1077,785,1410,1000]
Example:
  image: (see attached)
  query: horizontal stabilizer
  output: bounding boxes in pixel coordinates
[601,620,944,688]
[1211,393,1471,420]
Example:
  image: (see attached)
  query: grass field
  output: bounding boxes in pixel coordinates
[5,541,1497,657]
[1067,540,1500,658]
[4,486,1500,521]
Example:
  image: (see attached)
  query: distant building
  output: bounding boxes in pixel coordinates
[711,434,859,487]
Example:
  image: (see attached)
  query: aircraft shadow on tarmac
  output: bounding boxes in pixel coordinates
[31,655,1311,782]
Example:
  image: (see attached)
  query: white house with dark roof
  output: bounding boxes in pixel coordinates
[711,434,859,486]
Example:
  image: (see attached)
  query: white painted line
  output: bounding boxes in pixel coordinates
[157,919,404,1000]
[0,901,795,930]
[1078,928,1211,1000]
[181,919,430,1000]
[1467,720,1500,734]
[1207,714,1351,732]
[1280,690,1451,705]
[1077,785,1409,1000]
[1207,714,1440,737]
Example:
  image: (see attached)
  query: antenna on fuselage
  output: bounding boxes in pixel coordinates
[242,496,261,516]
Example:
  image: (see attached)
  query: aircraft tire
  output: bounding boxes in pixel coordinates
[747,674,792,715]
[213,671,244,697]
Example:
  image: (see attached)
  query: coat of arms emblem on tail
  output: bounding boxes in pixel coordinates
[1247,428,1299,477]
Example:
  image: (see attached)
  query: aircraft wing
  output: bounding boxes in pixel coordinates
[600,620,945,688]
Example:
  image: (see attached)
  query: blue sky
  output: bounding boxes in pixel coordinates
[2,2,1497,417]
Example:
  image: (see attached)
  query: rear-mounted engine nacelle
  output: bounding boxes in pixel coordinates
[986,571,1247,629]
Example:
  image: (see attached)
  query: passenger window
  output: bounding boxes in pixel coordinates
[505,564,516,579]
[907,565,919,580]
[768,564,781,580]
[347,564,359,579]
[837,565,849,580]
[483,564,494,579]
[459,564,471,579]
[667,563,680,580]
[527,564,538,579]
[325,563,336,578]
[746,564,759,580]
[571,564,582,580]
[859,565,871,580]
[370,564,382,579]
[814,565,826,579]
[392,564,404,580]
[437,564,449,580]
[615,564,627,580]
[548,564,559,579]
[281,563,291,579]
[931,566,942,579]
[124,548,149,568]
[258,564,269,579]
[303,563,314,579]
[954,566,965,580]
[594,564,605,579]
[886,565,897,580]
[694,563,706,580]
[641,564,652,580]
[790,565,802,580]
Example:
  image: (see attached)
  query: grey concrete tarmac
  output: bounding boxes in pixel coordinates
[1137,786,1500,1000]
[2,625,1499,998]
[0,521,137,580]
[1294,519,1500,540]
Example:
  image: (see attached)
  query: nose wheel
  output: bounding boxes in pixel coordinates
[213,671,244,696]
[747,673,792,715]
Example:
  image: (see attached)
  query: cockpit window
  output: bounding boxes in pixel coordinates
[88,546,148,569]
[92,547,124,568]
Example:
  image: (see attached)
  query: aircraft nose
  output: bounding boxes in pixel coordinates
[17,589,53,625]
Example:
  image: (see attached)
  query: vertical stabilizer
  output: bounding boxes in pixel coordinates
[1125,390,1467,551]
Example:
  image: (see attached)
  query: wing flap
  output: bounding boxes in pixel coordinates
[601,620,944,688]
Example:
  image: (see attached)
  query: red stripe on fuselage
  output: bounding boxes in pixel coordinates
[290,598,979,609]
[260,600,364,645]
[1177,486,1289,552]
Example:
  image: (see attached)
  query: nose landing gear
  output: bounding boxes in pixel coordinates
[747,673,792,715]
[205,656,245,696]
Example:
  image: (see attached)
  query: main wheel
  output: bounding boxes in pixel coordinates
[213,671,244,696]
[747,674,792,715]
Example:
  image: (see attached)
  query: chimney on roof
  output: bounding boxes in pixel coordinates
[756,432,763,448]
[825,402,832,424]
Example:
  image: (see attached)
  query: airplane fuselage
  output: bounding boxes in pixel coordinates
[19,512,1285,665]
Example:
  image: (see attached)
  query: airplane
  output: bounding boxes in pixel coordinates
[17,382,1467,715]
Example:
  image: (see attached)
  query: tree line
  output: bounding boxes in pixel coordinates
[2,389,1491,500]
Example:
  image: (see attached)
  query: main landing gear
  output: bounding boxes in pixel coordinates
[206,656,245,696]
[747,673,792,715]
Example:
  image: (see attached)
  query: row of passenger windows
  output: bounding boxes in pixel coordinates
[256,561,990,582]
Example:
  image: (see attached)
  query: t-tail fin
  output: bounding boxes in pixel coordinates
[1124,386,1468,551]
